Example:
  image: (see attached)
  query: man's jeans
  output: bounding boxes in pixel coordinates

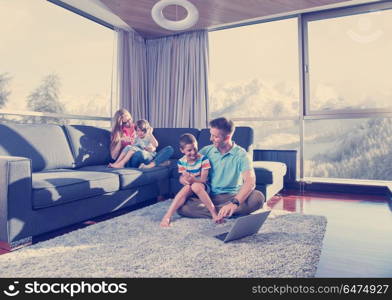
[177,190,265,218]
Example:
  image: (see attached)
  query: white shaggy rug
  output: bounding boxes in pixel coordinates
[0,201,327,278]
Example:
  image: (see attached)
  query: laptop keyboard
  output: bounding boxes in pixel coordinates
[215,232,228,241]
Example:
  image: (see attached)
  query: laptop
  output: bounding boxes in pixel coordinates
[206,210,271,243]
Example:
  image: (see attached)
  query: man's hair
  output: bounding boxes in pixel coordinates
[135,119,150,133]
[209,117,235,136]
[179,133,197,149]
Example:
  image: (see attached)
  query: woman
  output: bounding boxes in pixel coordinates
[110,108,135,161]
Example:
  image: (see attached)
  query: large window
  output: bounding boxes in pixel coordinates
[0,0,115,126]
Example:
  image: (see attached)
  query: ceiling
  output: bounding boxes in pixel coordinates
[100,0,356,38]
[59,0,131,29]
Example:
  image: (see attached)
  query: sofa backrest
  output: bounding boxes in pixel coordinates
[0,123,75,172]
[0,123,254,171]
[197,126,254,152]
[63,125,112,168]
[153,128,200,159]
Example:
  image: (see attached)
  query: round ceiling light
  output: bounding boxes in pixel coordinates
[151,0,199,31]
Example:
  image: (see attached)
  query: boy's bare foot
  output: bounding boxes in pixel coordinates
[157,195,166,202]
[160,217,171,227]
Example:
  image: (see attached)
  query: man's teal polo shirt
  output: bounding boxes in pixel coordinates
[199,143,253,195]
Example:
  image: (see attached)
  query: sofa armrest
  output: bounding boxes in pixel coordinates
[0,156,32,243]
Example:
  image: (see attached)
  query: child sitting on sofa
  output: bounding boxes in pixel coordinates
[110,108,136,161]
[160,133,221,227]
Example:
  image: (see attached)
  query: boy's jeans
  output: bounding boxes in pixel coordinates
[127,146,174,168]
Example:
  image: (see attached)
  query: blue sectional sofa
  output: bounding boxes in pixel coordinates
[0,123,286,250]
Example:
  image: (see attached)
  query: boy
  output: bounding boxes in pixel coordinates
[160,133,222,227]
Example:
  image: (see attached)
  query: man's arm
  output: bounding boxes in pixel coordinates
[144,144,156,152]
[185,169,209,184]
[217,169,256,218]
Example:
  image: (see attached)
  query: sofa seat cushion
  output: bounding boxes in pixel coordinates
[153,128,200,159]
[78,165,170,190]
[32,169,120,209]
[253,161,287,185]
[0,123,75,172]
[170,159,286,185]
[63,125,112,168]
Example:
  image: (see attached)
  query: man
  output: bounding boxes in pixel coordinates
[178,117,265,221]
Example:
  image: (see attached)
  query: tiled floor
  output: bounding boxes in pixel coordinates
[267,190,392,277]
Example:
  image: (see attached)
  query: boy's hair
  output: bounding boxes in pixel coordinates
[135,119,150,133]
[209,117,235,136]
[179,133,197,149]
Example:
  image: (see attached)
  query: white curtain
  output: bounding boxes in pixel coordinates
[146,30,209,128]
[117,29,149,121]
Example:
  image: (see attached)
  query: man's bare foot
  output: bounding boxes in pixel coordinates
[213,214,225,224]
[160,217,171,227]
